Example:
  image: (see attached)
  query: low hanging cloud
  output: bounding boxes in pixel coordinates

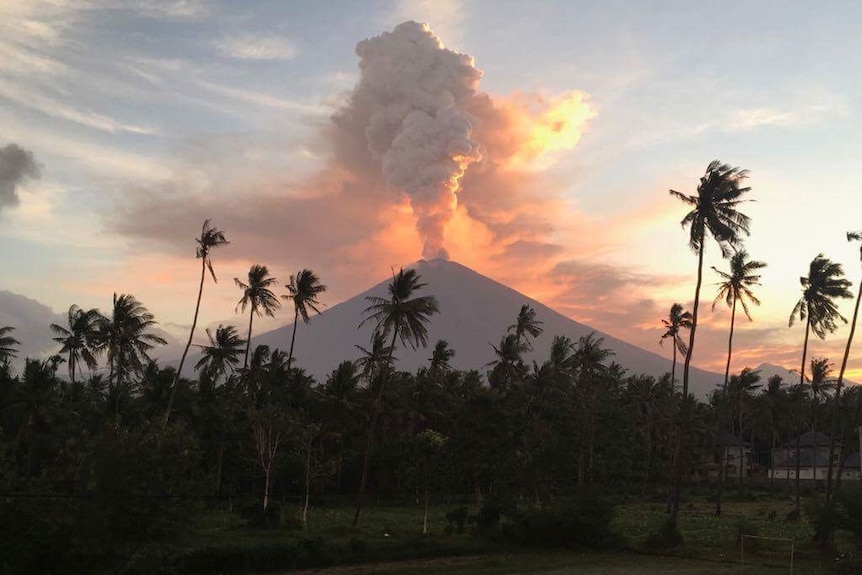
[0,143,40,214]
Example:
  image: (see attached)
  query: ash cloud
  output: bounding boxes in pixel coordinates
[333,21,482,259]
[0,143,40,214]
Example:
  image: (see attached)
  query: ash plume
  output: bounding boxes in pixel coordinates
[334,21,483,259]
[0,143,40,214]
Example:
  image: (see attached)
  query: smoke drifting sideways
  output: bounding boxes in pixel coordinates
[333,21,483,260]
[0,143,40,215]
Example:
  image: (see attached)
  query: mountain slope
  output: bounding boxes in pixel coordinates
[251,258,724,398]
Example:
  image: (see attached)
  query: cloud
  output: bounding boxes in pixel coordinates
[215,33,300,60]
[387,0,468,50]
[0,143,41,214]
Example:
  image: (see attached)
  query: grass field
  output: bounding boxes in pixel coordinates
[153,490,854,575]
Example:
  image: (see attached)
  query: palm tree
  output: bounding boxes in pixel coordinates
[50,305,103,400]
[354,267,439,526]
[712,250,766,390]
[194,324,245,382]
[789,254,852,515]
[828,231,862,499]
[96,293,167,399]
[670,160,752,398]
[487,333,529,390]
[283,269,327,369]
[235,264,280,369]
[0,326,20,364]
[428,339,455,375]
[659,303,693,388]
[710,250,765,515]
[508,304,544,349]
[808,357,835,487]
[165,219,228,427]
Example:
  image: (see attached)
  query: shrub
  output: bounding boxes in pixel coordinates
[505,494,620,550]
[643,517,684,551]
[444,506,469,535]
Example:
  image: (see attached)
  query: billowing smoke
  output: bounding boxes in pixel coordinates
[0,143,40,214]
[334,21,483,260]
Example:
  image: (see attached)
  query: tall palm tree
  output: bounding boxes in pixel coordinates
[670,160,752,398]
[50,305,103,392]
[165,219,228,426]
[0,326,20,364]
[710,251,765,515]
[808,357,835,487]
[235,264,280,369]
[487,333,529,390]
[354,267,439,526]
[194,324,246,383]
[828,231,862,499]
[712,250,767,391]
[508,304,544,349]
[659,303,693,388]
[428,339,455,374]
[95,293,167,413]
[788,254,852,515]
[283,269,327,369]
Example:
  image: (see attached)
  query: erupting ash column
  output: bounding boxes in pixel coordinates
[335,21,483,260]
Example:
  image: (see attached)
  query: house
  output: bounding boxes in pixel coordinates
[842,452,861,482]
[770,432,841,480]
[694,433,753,480]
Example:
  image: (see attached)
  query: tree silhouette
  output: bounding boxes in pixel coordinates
[788,254,852,516]
[354,268,439,527]
[235,264,280,369]
[283,269,327,370]
[710,250,765,515]
[507,304,544,349]
[50,305,103,404]
[165,219,228,427]
[659,303,693,388]
[194,324,245,383]
[828,231,862,498]
[0,326,20,364]
[670,160,752,397]
[95,293,167,407]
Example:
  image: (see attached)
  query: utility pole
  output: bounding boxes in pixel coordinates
[858,426,862,480]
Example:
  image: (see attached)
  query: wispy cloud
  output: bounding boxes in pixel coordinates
[214,33,299,60]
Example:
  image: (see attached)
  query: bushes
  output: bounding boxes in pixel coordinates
[643,518,684,550]
[503,494,620,550]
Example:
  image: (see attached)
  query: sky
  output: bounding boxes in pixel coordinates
[1,0,861,383]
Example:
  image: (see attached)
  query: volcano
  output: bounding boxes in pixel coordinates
[249,259,723,398]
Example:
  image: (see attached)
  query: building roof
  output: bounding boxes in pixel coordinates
[783,431,835,447]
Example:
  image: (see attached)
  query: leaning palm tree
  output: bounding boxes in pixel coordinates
[828,231,862,498]
[788,254,852,515]
[670,160,753,398]
[659,303,693,388]
[508,304,544,349]
[710,250,766,515]
[353,267,439,527]
[165,219,228,426]
[235,264,280,369]
[0,326,20,364]
[282,269,327,369]
[194,324,246,383]
[50,305,103,389]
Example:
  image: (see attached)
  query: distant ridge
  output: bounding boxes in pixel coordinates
[248,258,725,398]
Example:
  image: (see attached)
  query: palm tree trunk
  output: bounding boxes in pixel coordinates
[794,318,812,518]
[827,279,861,499]
[671,242,704,525]
[287,309,299,371]
[164,259,207,428]
[244,309,255,369]
[303,442,311,530]
[352,327,400,528]
[682,242,705,397]
[715,296,737,516]
[739,410,744,485]
[671,345,677,390]
[263,463,271,511]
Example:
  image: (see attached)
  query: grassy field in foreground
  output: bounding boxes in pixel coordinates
[289,551,816,575]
